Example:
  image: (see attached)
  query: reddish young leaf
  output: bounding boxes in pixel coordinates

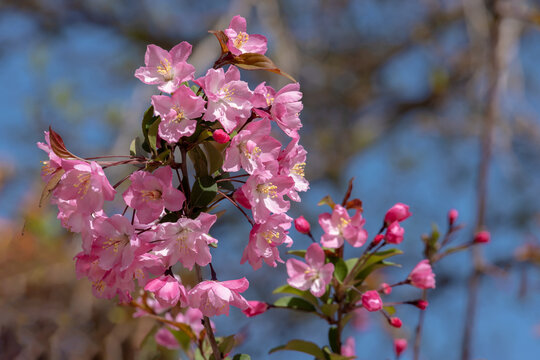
[345,199,363,212]
[341,177,355,206]
[48,126,78,159]
[39,169,65,207]
[232,53,296,82]
[209,30,230,55]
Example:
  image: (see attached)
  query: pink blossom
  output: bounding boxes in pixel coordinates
[194,66,253,133]
[319,205,368,248]
[145,275,188,308]
[294,216,311,235]
[222,119,281,174]
[213,129,230,144]
[154,308,208,349]
[394,338,408,357]
[361,290,383,312]
[224,15,268,56]
[380,282,392,295]
[448,208,459,225]
[242,301,269,317]
[241,213,292,270]
[155,327,180,349]
[37,131,63,182]
[408,260,436,289]
[233,187,252,209]
[341,337,356,358]
[372,234,384,246]
[384,203,411,224]
[389,317,402,328]
[385,221,404,244]
[54,160,115,215]
[154,212,218,270]
[123,166,185,224]
[474,230,490,244]
[241,169,294,223]
[352,307,370,331]
[286,243,334,297]
[152,85,206,143]
[188,278,250,317]
[253,82,303,137]
[278,137,309,201]
[135,42,195,94]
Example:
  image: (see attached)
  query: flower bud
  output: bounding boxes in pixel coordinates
[448,209,458,226]
[384,203,411,224]
[394,338,407,357]
[408,260,436,289]
[361,290,383,312]
[385,221,404,244]
[389,316,402,328]
[380,282,392,295]
[294,216,311,235]
[414,299,428,310]
[372,234,384,246]
[213,129,230,144]
[242,301,269,317]
[474,230,490,244]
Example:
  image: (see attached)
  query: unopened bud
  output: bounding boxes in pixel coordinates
[473,230,490,244]
[373,234,384,246]
[389,316,402,328]
[394,338,407,357]
[448,209,458,226]
[414,299,428,310]
[213,129,230,144]
[380,282,392,295]
[294,216,311,235]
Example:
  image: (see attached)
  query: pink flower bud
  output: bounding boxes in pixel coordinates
[294,216,311,234]
[389,317,402,328]
[373,234,384,246]
[414,299,428,310]
[384,203,411,224]
[394,338,407,357]
[474,230,490,244]
[385,221,404,244]
[380,282,392,295]
[408,260,436,289]
[361,290,383,312]
[213,129,230,144]
[448,209,458,226]
[242,301,269,317]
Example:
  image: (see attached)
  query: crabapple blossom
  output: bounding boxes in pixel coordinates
[188,278,250,317]
[408,260,436,289]
[213,129,230,144]
[224,15,268,56]
[342,337,356,357]
[123,166,185,224]
[474,230,490,244]
[448,208,459,225]
[278,137,309,201]
[152,85,206,143]
[195,66,253,133]
[154,309,209,349]
[385,221,405,244]
[154,212,218,270]
[294,215,311,235]
[380,282,392,295]
[394,338,408,357]
[361,290,383,312]
[240,213,292,270]
[222,119,281,174]
[384,203,412,224]
[53,159,115,215]
[135,42,195,93]
[389,317,403,328]
[37,131,62,181]
[319,205,368,248]
[286,243,334,297]
[144,275,188,308]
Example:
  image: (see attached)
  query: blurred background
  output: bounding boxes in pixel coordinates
[1,0,540,359]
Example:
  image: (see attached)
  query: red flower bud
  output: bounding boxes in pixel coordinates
[294,216,311,235]
[213,129,230,144]
[448,209,458,226]
[384,203,411,224]
[373,234,384,246]
[394,338,407,357]
[474,230,490,244]
[414,299,428,310]
[242,301,269,317]
[389,317,402,328]
[380,282,392,295]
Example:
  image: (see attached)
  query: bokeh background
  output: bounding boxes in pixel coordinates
[1,0,540,359]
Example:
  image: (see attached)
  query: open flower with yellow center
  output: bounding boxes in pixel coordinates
[286,243,334,297]
[224,15,268,56]
[319,204,368,248]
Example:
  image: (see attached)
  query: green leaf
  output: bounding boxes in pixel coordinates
[321,303,339,317]
[188,145,209,178]
[232,355,251,360]
[333,258,348,283]
[129,136,145,156]
[202,141,224,175]
[383,305,396,316]
[287,250,306,258]
[155,148,171,162]
[141,106,159,153]
[269,340,326,359]
[218,335,236,356]
[318,195,336,209]
[273,285,318,305]
[147,118,161,153]
[274,296,316,312]
[354,248,403,282]
[169,329,191,350]
[190,176,218,209]
[328,327,339,354]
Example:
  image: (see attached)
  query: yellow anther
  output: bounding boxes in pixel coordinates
[172,105,185,123]
[141,189,162,201]
[234,32,249,49]
[220,85,236,102]
[292,162,306,177]
[265,93,275,106]
[74,172,91,197]
[257,183,278,198]
[262,230,280,244]
[156,59,173,80]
